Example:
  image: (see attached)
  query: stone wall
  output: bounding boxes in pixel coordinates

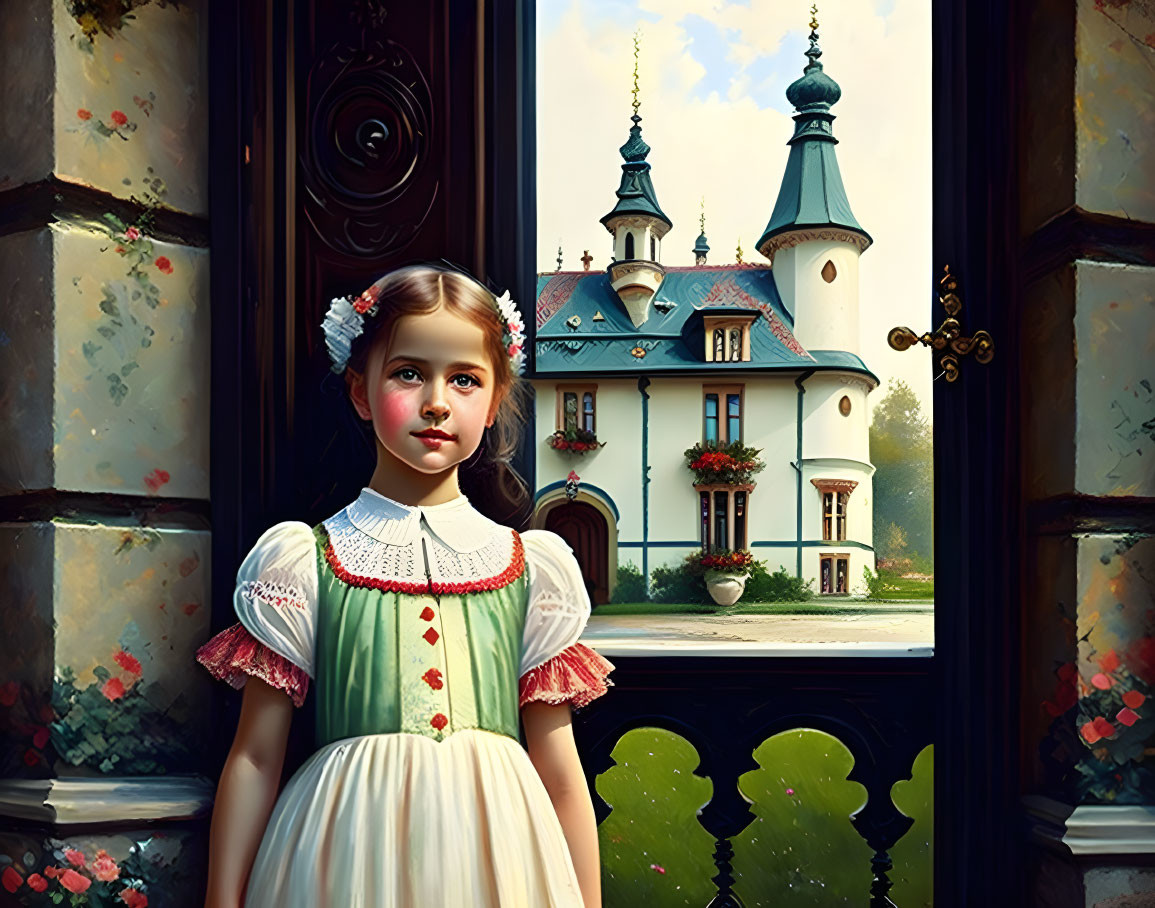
[0,1,212,904]
[1020,0,1155,904]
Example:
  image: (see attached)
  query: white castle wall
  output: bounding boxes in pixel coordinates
[533,369,876,591]
[773,241,862,354]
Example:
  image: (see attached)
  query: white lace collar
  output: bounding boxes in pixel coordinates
[322,488,524,593]
[345,487,494,553]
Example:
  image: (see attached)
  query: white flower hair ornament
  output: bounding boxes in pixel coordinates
[321,289,379,375]
[321,283,526,377]
[494,289,527,376]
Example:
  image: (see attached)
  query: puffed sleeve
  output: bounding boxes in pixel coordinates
[518,529,615,710]
[195,521,318,707]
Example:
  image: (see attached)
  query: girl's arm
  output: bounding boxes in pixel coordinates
[204,677,294,908]
[522,701,602,908]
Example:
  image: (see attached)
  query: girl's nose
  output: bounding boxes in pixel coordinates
[422,386,450,422]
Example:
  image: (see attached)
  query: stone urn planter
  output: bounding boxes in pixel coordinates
[704,569,750,606]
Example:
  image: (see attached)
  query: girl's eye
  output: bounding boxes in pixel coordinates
[452,374,481,389]
[392,367,422,382]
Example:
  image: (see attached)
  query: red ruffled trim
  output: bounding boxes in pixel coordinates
[519,642,616,710]
[321,527,526,595]
[195,623,310,707]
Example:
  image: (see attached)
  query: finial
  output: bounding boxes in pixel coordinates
[581,250,593,271]
[736,237,744,264]
[806,4,822,67]
[699,197,706,235]
[557,243,563,272]
[631,30,642,120]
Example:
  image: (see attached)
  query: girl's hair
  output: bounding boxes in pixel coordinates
[342,263,532,528]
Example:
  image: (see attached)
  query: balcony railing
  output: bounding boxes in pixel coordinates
[573,641,935,907]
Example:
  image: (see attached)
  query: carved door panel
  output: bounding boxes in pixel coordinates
[213,0,535,547]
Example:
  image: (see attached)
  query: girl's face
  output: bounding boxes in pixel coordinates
[348,305,501,476]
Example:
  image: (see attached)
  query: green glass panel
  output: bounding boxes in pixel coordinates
[596,727,717,907]
[731,728,872,906]
[888,744,934,907]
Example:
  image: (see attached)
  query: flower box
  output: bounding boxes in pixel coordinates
[548,428,605,454]
[684,440,765,485]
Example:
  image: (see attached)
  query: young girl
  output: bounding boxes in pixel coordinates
[195,263,615,907]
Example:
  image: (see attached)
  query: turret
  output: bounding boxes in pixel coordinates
[758,7,872,353]
[600,32,671,327]
[693,198,710,265]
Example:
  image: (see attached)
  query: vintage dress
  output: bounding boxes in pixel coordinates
[195,488,615,907]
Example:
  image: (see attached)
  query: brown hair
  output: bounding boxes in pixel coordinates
[343,263,531,527]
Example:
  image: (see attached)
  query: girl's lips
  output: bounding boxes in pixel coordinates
[411,430,456,440]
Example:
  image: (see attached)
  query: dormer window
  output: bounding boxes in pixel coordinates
[557,384,597,433]
[702,314,756,362]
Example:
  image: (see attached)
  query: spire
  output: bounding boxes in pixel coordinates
[693,197,710,264]
[600,29,672,240]
[757,5,871,261]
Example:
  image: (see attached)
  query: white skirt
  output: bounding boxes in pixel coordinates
[243,729,585,908]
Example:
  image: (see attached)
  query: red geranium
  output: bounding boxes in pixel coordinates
[1,866,22,893]
[120,887,149,908]
[110,110,128,127]
[154,256,173,275]
[60,869,92,894]
[114,650,143,677]
[101,678,126,701]
[27,873,48,893]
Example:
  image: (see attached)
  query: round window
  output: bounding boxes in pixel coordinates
[839,395,852,416]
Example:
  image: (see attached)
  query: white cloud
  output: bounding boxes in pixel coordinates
[537,0,933,419]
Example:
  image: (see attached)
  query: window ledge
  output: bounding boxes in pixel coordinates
[1023,795,1155,855]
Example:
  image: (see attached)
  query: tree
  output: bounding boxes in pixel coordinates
[870,380,933,566]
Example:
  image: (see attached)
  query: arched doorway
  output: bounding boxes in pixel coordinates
[544,500,609,605]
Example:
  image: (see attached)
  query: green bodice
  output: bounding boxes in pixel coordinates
[311,528,529,746]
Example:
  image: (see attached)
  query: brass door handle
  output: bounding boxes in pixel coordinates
[888,266,994,381]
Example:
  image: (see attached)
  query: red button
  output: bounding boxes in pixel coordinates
[423,627,439,646]
[431,713,448,730]
[422,668,444,690]
[420,606,435,621]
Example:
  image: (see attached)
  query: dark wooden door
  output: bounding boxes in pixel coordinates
[544,501,609,605]
[210,0,536,561]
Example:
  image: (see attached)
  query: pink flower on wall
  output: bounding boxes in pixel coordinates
[110,110,128,127]
[77,108,92,120]
[92,850,120,882]
[154,256,173,275]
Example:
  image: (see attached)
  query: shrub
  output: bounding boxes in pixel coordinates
[649,555,711,604]
[744,562,814,602]
[611,561,648,603]
[862,565,888,600]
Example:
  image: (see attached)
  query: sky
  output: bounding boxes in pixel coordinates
[535,0,933,421]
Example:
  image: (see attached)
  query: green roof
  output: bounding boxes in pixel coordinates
[532,266,878,385]
[600,115,672,231]
[757,29,870,255]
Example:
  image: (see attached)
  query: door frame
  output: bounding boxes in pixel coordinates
[209,1,1022,902]
[932,0,1023,902]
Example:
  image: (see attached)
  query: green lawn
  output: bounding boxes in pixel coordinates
[593,599,933,617]
[871,574,935,600]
